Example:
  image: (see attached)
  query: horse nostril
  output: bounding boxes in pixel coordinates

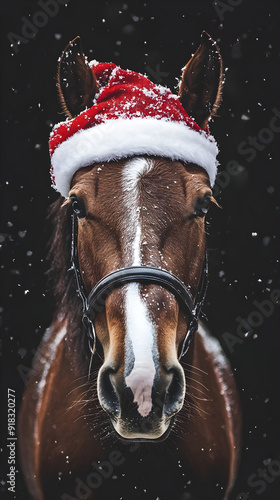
[98,367,120,418]
[163,366,185,417]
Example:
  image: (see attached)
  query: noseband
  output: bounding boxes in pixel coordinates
[70,212,208,359]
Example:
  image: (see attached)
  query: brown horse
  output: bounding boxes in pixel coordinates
[18,33,241,500]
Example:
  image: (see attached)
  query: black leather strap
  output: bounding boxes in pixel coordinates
[86,266,197,321]
[71,213,88,311]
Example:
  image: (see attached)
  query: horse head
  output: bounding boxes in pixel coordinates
[52,33,223,441]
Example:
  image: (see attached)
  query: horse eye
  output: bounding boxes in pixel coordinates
[193,194,211,218]
[70,196,87,218]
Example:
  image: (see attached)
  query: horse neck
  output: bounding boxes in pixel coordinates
[179,324,241,495]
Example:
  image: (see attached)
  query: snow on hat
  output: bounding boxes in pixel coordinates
[49,61,219,198]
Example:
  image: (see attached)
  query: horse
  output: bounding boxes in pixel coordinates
[18,33,241,500]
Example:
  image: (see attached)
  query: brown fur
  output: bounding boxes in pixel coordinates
[18,34,241,500]
[57,36,99,119]
[19,160,241,499]
[178,31,224,129]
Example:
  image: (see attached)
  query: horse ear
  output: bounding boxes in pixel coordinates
[178,31,223,129]
[57,36,98,119]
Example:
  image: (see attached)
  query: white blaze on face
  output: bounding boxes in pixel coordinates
[122,158,158,418]
[124,283,157,417]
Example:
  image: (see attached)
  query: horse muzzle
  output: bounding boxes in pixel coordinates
[97,361,185,441]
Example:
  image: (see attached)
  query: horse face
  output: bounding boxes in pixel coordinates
[59,31,223,440]
[69,157,213,440]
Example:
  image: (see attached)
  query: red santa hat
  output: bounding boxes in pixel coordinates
[49,61,219,198]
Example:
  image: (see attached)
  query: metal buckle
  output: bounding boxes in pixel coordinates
[82,314,96,355]
[179,318,198,359]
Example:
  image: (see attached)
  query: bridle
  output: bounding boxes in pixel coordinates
[70,212,208,359]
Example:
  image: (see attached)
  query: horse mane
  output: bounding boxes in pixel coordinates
[47,197,81,324]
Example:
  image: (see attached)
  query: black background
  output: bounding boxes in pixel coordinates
[0,1,279,499]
